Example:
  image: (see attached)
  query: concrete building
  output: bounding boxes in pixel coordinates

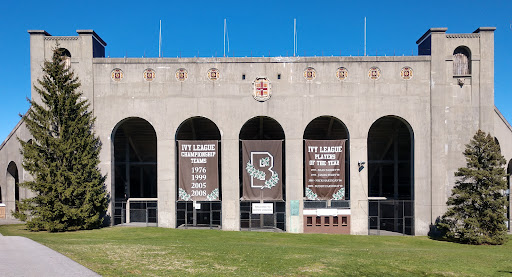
[0,27,511,236]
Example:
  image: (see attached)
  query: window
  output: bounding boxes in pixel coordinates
[453,46,471,76]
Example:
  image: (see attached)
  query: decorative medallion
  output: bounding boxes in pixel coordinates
[111,68,123,82]
[252,77,271,102]
[304,67,316,81]
[368,67,381,80]
[400,66,413,80]
[175,68,188,81]
[336,67,348,81]
[207,68,220,81]
[143,68,156,82]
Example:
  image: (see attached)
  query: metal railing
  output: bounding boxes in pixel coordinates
[114,198,158,226]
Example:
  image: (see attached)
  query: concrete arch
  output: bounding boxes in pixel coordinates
[367,115,415,235]
[303,115,350,200]
[175,116,222,228]
[6,161,19,211]
[239,116,286,231]
[111,117,158,225]
[453,46,471,75]
[239,116,285,140]
[175,116,221,140]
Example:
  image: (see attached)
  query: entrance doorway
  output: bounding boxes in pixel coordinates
[239,116,285,231]
[175,116,222,229]
[112,117,157,225]
[367,116,414,235]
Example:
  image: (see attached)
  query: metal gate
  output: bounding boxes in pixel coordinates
[368,200,413,235]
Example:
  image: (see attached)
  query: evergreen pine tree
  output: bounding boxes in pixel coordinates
[13,48,108,232]
[437,130,508,245]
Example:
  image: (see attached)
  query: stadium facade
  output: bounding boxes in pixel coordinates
[1,27,511,235]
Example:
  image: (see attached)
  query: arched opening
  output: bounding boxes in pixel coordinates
[112,117,157,225]
[303,116,350,234]
[57,48,71,69]
[7,161,19,211]
[453,46,471,76]
[494,137,501,153]
[175,116,221,228]
[239,116,285,231]
[367,116,414,235]
[507,159,511,231]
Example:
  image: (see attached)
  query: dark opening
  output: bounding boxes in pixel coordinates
[303,116,350,207]
[242,74,246,80]
[239,116,286,231]
[7,162,19,210]
[367,116,414,235]
[507,160,511,231]
[112,117,157,225]
[277,74,281,80]
[175,116,222,229]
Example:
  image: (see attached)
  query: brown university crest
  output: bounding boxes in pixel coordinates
[252,77,271,102]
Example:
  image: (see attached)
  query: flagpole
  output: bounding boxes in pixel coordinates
[159,20,162,58]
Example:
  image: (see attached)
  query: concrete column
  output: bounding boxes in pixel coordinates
[286,138,303,233]
[158,138,175,228]
[221,137,240,231]
[349,137,368,235]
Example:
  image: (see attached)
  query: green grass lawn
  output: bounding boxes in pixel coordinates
[1,225,511,276]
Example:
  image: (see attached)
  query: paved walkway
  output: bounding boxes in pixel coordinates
[0,236,100,276]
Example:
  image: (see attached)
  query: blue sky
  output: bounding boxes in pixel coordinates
[1,0,511,142]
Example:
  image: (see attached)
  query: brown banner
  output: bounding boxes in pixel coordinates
[305,140,346,200]
[178,140,219,201]
[242,140,283,201]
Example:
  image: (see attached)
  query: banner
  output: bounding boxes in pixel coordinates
[178,140,219,201]
[305,140,346,200]
[242,140,283,200]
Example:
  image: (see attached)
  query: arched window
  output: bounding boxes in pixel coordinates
[175,116,222,229]
[7,161,19,210]
[57,48,71,69]
[367,116,414,235]
[453,46,471,76]
[112,117,157,225]
[239,116,285,231]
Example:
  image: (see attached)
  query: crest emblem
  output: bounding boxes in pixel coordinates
[400,66,413,80]
[111,68,123,82]
[336,67,348,81]
[304,67,316,81]
[252,77,271,102]
[143,68,155,82]
[176,68,188,81]
[368,67,381,80]
[207,68,220,81]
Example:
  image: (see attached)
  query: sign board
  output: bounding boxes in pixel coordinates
[305,140,346,200]
[178,140,219,201]
[252,203,274,214]
[290,200,300,216]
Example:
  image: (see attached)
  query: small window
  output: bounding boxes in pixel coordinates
[453,46,471,76]
[324,216,330,226]
[306,216,312,226]
[333,216,339,226]
[242,74,246,80]
[277,74,281,80]
[57,48,71,69]
[341,216,348,226]
[316,216,321,226]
